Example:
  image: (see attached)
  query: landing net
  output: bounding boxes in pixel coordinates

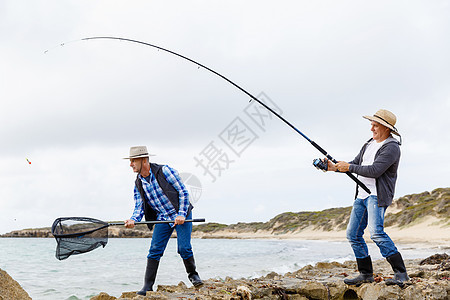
[51,217,109,260]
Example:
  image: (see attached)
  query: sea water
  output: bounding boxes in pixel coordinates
[0,238,442,300]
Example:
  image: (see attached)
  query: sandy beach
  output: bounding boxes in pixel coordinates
[192,216,450,249]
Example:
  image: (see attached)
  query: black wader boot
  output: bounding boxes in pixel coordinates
[137,258,160,296]
[385,252,410,287]
[183,256,204,287]
[344,256,375,286]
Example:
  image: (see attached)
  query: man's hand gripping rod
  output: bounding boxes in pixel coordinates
[311,143,370,194]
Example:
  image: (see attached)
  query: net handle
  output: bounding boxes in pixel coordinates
[108,218,206,226]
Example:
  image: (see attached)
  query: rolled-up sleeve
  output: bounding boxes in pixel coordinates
[162,165,190,217]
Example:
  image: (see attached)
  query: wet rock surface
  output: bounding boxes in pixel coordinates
[90,254,450,300]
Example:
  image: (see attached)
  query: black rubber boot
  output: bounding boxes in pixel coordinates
[385,252,410,287]
[137,258,159,296]
[183,256,204,287]
[344,256,375,286]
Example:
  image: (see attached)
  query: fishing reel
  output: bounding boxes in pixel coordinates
[312,158,328,172]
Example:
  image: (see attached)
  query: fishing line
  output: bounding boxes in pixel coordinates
[45,36,370,193]
[43,39,80,54]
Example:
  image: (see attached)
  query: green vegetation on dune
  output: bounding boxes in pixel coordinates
[384,188,450,227]
[193,222,228,233]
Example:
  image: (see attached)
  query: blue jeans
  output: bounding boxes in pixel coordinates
[148,213,194,261]
[347,195,398,259]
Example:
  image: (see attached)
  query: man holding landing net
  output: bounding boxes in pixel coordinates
[123,146,203,295]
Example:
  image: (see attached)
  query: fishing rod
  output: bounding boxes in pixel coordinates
[52,36,370,193]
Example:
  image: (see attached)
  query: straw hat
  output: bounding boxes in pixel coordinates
[123,146,155,159]
[363,109,400,136]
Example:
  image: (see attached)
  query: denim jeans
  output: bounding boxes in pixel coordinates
[346,195,398,259]
[148,213,194,260]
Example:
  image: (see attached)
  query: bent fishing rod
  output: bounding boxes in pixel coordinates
[51,36,370,194]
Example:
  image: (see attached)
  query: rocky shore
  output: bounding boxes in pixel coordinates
[1,254,448,299]
[87,254,450,300]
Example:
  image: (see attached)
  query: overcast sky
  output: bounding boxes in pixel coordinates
[1,1,449,234]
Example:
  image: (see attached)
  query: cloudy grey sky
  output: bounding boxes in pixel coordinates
[1,1,449,234]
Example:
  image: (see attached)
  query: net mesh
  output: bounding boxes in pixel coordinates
[51,217,110,260]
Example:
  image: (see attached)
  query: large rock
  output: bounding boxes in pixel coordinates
[0,268,31,300]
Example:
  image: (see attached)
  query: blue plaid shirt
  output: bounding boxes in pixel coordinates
[130,165,190,222]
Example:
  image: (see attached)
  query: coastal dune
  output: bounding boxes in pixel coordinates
[192,188,450,246]
[192,215,449,246]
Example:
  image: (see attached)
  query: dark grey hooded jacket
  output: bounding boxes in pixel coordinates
[348,136,401,207]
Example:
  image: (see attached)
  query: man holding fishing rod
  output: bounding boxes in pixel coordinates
[123,146,203,295]
[325,109,409,287]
